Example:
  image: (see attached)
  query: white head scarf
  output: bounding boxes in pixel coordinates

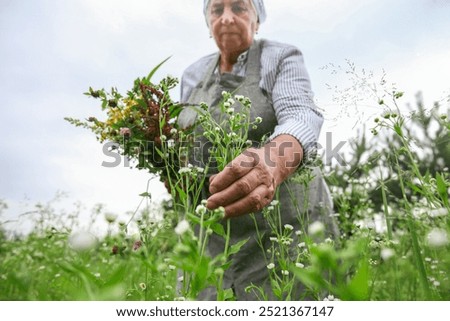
[203,0,267,23]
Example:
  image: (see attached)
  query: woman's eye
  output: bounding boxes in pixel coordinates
[211,7,224,16]
[232,5,247,14]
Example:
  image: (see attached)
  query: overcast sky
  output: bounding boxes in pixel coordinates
[1,0,449,233]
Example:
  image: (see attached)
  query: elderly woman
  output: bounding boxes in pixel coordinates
[178,0,337,300]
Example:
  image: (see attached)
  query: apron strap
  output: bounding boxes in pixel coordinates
[202,39,263,89]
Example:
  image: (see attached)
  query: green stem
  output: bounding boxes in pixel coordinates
[217,219,231,301]
[379,178,399,300]
[394,156,431,299]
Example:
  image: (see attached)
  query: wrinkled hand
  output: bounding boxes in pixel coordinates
[206,147,277,218]
[206,135,303,218]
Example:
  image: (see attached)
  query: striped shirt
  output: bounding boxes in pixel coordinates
[180,39,323,158]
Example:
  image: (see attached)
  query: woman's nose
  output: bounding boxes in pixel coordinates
[220,8,235,24]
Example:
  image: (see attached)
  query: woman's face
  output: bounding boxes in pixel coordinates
[206,0,259,55]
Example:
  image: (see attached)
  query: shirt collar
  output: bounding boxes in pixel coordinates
[215,50,249,76]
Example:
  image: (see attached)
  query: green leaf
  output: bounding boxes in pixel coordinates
[393,123,403,137]
[223,288,235,301]
[292,267,327,292]
[175,186,186,200]
[103,264,128,287]
[338,260,370,300]
[405,181,424,195]
[210,222,225,237]
[271,279,282,298]
[436,172,449,207]
[186,212,201,225]
[146,56,171,82]
[228,237,249,256]
[139,192,151,198]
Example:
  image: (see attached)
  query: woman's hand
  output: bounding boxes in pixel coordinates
[206,135,303,218]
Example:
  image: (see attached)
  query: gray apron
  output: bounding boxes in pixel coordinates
[178,40,337,300]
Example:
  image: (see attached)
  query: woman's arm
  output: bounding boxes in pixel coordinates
[206,41,322,218]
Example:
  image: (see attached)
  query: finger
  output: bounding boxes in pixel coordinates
[207,167,273,209]
[209,174,217,185]
[209,149,259,194]
[223,184,275,218]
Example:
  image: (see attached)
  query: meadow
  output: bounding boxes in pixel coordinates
[1,65,448,301]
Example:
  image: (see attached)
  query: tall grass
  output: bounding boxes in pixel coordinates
[1,64,449,300]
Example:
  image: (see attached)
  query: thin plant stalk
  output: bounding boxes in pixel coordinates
[394,155,431,299]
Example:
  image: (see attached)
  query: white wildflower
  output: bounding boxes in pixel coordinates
[284,224,294,231]
[269,237,278,242]
[195,204,207,215]
[427,228,448,248]
[429,208,448,218]
[167,139,175,148]
[323,295,340,301]
[270,200,279,206]
[68,231,97,251]
[281,270,289,276]
[255,116,263,124]
[380,248,395,261]
[214,206,226,218]
[160,135,167,142]
[308,221,325,235]
[325,237,333,244]
[267,263,275,270]
[104,212,118,224]
[295,262,305,268]
[174,220,190,235]
[178,167,191,174]
[297,242,306,248]
[170,128,178,135]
